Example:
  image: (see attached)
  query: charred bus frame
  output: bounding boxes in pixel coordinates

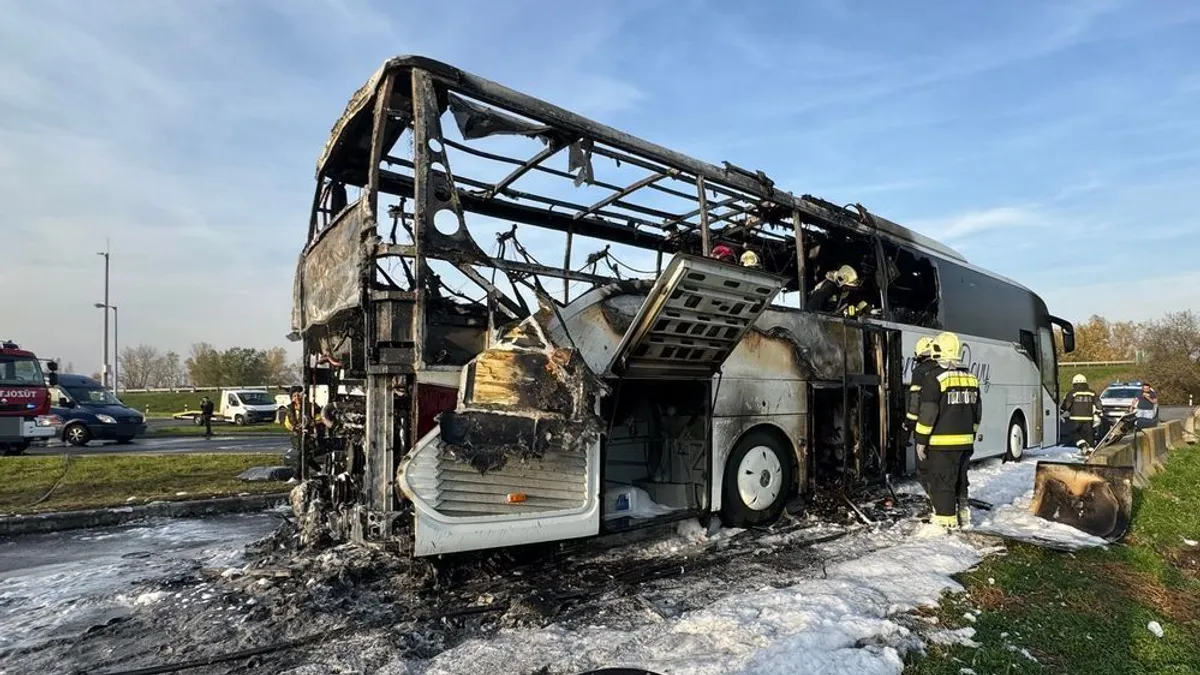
[291,56,1053,552]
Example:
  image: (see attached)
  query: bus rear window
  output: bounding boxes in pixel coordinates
[0,356,44,386]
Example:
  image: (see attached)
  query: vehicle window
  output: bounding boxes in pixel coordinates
[1037,327,1057,402]
[939,260,1039,343]
[238,392,272,405]
[1102,388,1140,398]
[803,227,882,316]
[882,243,941,328]
[227,394,238,407]
[0,356,44,386]
[49,386,68,405]
[65,386,122,405]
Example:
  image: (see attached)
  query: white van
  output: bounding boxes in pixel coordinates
[218,388,277,425]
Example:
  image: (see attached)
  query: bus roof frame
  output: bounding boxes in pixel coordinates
[313,55,969,267]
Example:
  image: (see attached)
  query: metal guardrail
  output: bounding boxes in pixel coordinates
[118,385,290,394]
[1059,360,1137,367]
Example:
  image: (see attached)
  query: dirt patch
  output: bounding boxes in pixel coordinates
[1166,546,1200,578]
[1101,563,1200,623]
[969,584,1017,612]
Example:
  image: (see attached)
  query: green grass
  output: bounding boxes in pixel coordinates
[152,424,286,435]
[0,453,285,515]
[117,389,284,417]
[906,446,1200,675]
[1057,363,1140,398]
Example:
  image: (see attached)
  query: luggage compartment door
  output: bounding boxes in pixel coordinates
[608,254,783,379]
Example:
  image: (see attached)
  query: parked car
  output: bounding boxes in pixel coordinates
[48,374,147,446]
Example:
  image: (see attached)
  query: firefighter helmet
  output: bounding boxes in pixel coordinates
[826,264,861,288]
[739,250,761,268]
[711,244,736,262]
[1072,373,1087,385]
[915,336,934,358]
[931,331,962,363]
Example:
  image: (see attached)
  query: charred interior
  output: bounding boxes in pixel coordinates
[289,56,968,551]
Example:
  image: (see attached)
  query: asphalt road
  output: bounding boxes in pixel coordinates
[26,433,289,456]
[1161,405,1193,422]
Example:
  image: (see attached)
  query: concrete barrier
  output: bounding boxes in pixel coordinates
[1088,412,1198,487]
[0,492,291,538]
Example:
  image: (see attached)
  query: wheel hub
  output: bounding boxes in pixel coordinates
[736,445,783,512]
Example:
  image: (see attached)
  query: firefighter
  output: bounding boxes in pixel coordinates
[808,264,861,313]
[903,337,936,445]
[1060,374,1101,451]
[283,387,323,473]
[913,331,982,530]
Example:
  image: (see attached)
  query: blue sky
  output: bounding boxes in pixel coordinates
[2,0,1198,372]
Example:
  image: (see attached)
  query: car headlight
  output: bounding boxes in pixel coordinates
[36,415,62,427]
[96,414,117,424]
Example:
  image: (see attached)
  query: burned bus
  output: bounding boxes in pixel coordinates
[290,56,1076,556]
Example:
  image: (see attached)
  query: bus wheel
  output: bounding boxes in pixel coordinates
[1004,414,1027,462]
[720,430,793,528]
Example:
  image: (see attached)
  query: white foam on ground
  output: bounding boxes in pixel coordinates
[405,445,1109,674]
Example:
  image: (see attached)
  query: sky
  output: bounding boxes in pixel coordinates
[2,0,1199,373]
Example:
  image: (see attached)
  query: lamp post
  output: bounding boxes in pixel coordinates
[97,243,110,389]
[95,303,118,396]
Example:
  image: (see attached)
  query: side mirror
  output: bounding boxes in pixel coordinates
[59,397,73,408]
[47,361,59,372]
[47,372,58,386]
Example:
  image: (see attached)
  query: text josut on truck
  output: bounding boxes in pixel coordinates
[287,56,1077,556]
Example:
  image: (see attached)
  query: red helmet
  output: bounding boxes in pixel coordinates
[711,244,735,262]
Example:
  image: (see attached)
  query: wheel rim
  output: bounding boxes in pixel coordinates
[67,426,85,443]
[736,445,783,511]
[1009,422,1025,458]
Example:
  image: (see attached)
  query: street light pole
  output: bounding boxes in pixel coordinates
[97,242,110,390]
[94,302,118,396]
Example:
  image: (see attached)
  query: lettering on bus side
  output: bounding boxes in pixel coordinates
[900,343,992,393]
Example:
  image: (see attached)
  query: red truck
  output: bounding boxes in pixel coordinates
[0,340,59,455]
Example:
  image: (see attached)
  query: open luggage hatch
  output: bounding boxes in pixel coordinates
[608,254,784,379]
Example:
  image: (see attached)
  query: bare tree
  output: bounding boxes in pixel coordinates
[119,345,161,389]
[1141,311,1200,405]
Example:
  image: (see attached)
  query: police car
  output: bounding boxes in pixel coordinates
[1099,380,1158,424]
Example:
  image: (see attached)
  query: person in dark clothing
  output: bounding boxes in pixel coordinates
[808,264,861,313]
[199,396,215,438]
[1133,382,1159,429]
[1060,374,1101,452]
[913,331,982,531]
[903,336,937,495]
[903,336,936,446]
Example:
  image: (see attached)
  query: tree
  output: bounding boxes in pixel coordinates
[156,351,185,388]
[119,345,162,389]
[186,343,225,387]
[222,347,270,385]
[263,347,296,385]
[1140,311,1200,405]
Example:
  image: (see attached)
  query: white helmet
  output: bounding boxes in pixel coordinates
[1072,373,1087,385]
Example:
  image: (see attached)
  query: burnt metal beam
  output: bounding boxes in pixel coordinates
[451,263,524,319]
[491,257,614,286]
[485,140,568,199]
[437,140,692,223]
[378,168,681,252]
[382,155,672,232]
[574,170,673,220]
[697,176,710,257]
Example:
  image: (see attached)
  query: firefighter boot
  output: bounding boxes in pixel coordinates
[932,514,960,532]
[957,499,972,529]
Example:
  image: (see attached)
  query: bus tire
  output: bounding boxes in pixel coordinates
[720,429,793,528]
[1004,413,1026,462]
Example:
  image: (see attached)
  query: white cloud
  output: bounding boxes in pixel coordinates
[906,205,1045,242]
